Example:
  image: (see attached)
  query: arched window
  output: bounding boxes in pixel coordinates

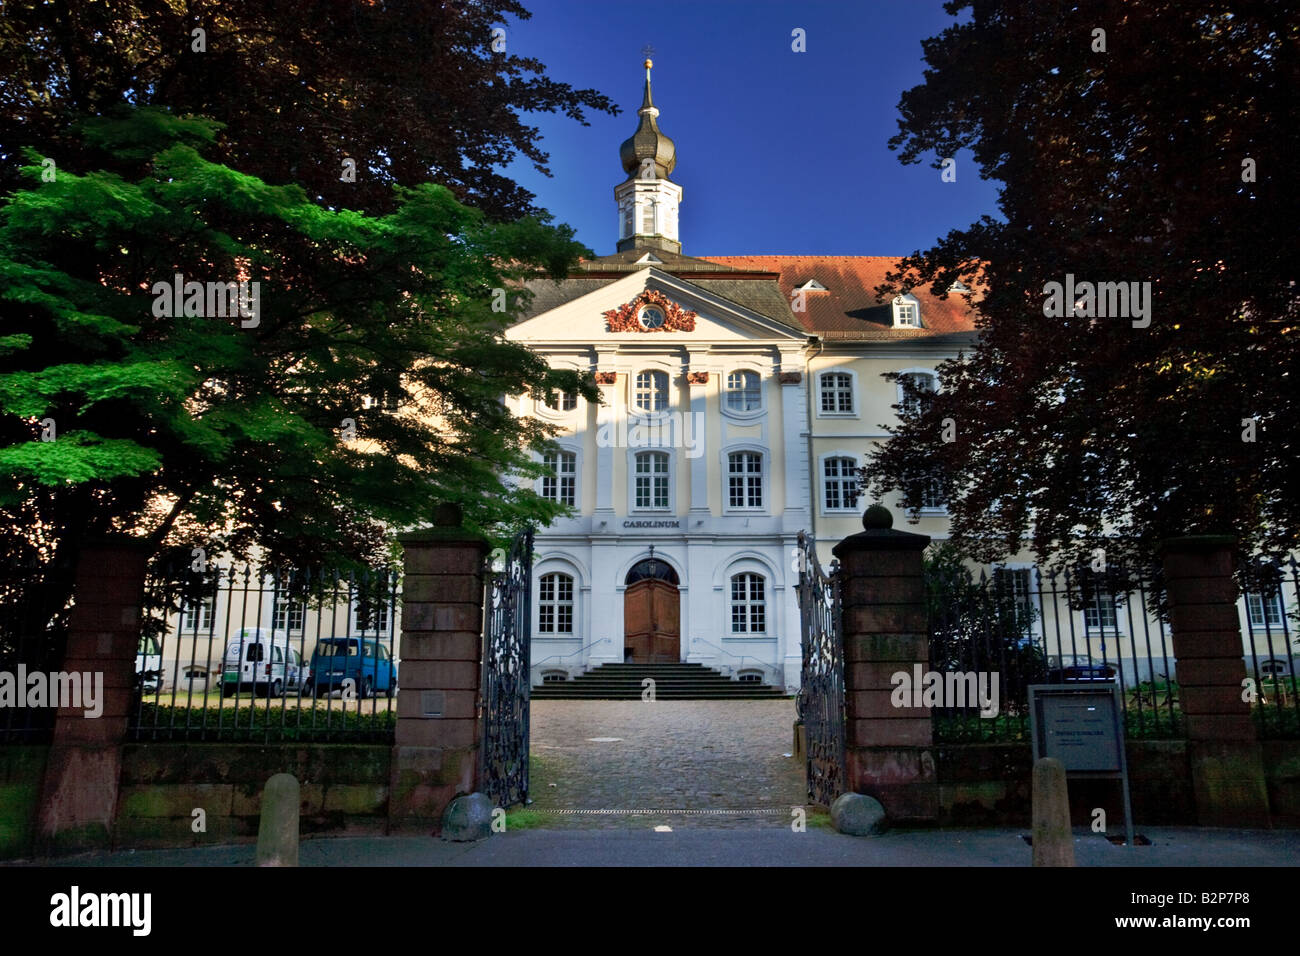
[727,451,763,509]
[634,371,669,413]
[730,573,766,634]
[634,451,670,509]
[625,558,680,586]
[818,371,855,415]
[538,573,575,634]
[541,449,576,506]
[823,456,859,512]
[897,371,937,418]
[725,370,762,412]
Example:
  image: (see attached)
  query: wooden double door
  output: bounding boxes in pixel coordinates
[624,578,681,662]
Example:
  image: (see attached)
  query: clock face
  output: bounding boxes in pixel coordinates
[639,305,666,329]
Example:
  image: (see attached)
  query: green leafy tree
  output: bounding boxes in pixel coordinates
[0,108,596,617]
[862,2,1299,573]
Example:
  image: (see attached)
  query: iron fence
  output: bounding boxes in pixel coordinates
[928,556,1300,742]
[0,559,73,744]
[131,559,401,742]
[1238,555,1300,739]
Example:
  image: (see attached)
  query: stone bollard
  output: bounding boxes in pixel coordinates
[255,773,300,867]
[1031,758,1075,867]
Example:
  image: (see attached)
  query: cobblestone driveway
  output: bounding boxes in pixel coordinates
[526,699,807,829]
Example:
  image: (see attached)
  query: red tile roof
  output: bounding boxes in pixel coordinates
[698,255,978,338]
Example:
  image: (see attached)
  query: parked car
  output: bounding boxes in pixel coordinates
[136,634,163,693]
[306,637,397,699]
[221,628,308,697]
[1049,663,1116,683]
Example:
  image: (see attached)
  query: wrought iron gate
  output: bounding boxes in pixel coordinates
[795,531,846,808]
[479,527,534,809]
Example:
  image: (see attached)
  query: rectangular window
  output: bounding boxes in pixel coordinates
[542,450,576,506]
[181,595,215,632]
[354,599,389,634]
[1247,590,1284,629]
[819,373,854,414]
[823,457,859,511]
[635,453,670,509]
[994,568,1035,633]
[918,475,945,510]
[1084,592,1118,632]
[728,452,763,508]
[539,574,574,634]
[899,372,937,417]
[273,600,304,633]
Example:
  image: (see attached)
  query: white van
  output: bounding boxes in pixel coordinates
[136,634,163,693]
[220,628,307,698]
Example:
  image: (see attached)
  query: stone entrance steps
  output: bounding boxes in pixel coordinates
[530,662,787,700]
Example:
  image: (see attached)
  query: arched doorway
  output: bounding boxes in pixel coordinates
[623,556,680,662]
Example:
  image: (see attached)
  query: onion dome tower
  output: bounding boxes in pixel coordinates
[615,59,682,254]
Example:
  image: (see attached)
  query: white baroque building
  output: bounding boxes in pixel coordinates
[508,62,976,691]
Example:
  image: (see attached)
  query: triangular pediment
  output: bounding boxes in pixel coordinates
[507,269,804,344]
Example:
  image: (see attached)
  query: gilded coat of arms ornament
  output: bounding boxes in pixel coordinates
[604,289,697,333]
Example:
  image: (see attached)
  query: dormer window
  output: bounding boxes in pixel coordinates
[892,294,922,328]
[949,280,971,295]
[796,279,828,292]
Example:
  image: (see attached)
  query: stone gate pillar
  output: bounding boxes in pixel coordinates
[1159,535,1270,826]
[833,506,938,823]
[36,537,151,855]
[389,504,490,833]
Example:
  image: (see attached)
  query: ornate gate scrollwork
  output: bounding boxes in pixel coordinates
[795,531,846,809]
[479,527,534,809]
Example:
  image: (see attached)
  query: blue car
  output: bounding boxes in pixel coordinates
[306,638,397,699]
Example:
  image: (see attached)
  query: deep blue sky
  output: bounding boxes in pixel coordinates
[503,0,1002,258]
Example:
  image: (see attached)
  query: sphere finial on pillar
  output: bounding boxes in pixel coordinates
[862,504,893,531]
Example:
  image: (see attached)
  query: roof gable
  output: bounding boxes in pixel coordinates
[507,268,808,344]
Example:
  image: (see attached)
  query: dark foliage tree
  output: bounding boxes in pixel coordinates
[924,542,1045,727]
[863,1,1300,573]
[0,0,618,220]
